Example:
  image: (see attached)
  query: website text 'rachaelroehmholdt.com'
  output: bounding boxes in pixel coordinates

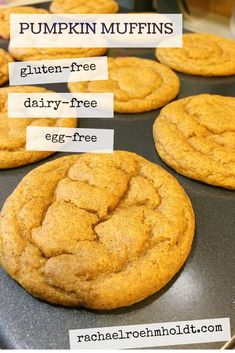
[69,318,231,349]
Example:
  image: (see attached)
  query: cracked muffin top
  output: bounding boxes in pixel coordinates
[0,6,49,40]
[153,94,235,189]
[9,47,107,61]
[0,86,77,169]
[68,57,180,113]
[0,151,195,309]
[50,0,119,14]
[156,33,235,76]
[0,48,13,86]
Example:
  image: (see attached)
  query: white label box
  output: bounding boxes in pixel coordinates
[26,127,114,153]
[10,14,182,48]
[69,318,231,349]
[8,93,114,118]
[9,56,108,85]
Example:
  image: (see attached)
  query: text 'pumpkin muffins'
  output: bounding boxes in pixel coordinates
[156,33,235,76]
[0,48,13,86]
[0,86,77,169]
[0,6,49,40]
[50,0,119,14]
[0,151,195,309]
[153,94,235,189]
[68,57,180,113]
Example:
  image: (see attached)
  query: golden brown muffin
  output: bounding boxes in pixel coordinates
[68,57,180,113]
[153,94,235,189]
[50,0,119,14]
[9,47,107,61]
[0,6,49,40]
[0,151,195,309]
[0,48,13,86]
[156,33,235,76]
[0,86,77,169]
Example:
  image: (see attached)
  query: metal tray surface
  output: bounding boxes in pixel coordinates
[0,2,235,350]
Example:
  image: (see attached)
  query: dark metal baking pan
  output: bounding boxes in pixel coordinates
[0,1,234,349]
